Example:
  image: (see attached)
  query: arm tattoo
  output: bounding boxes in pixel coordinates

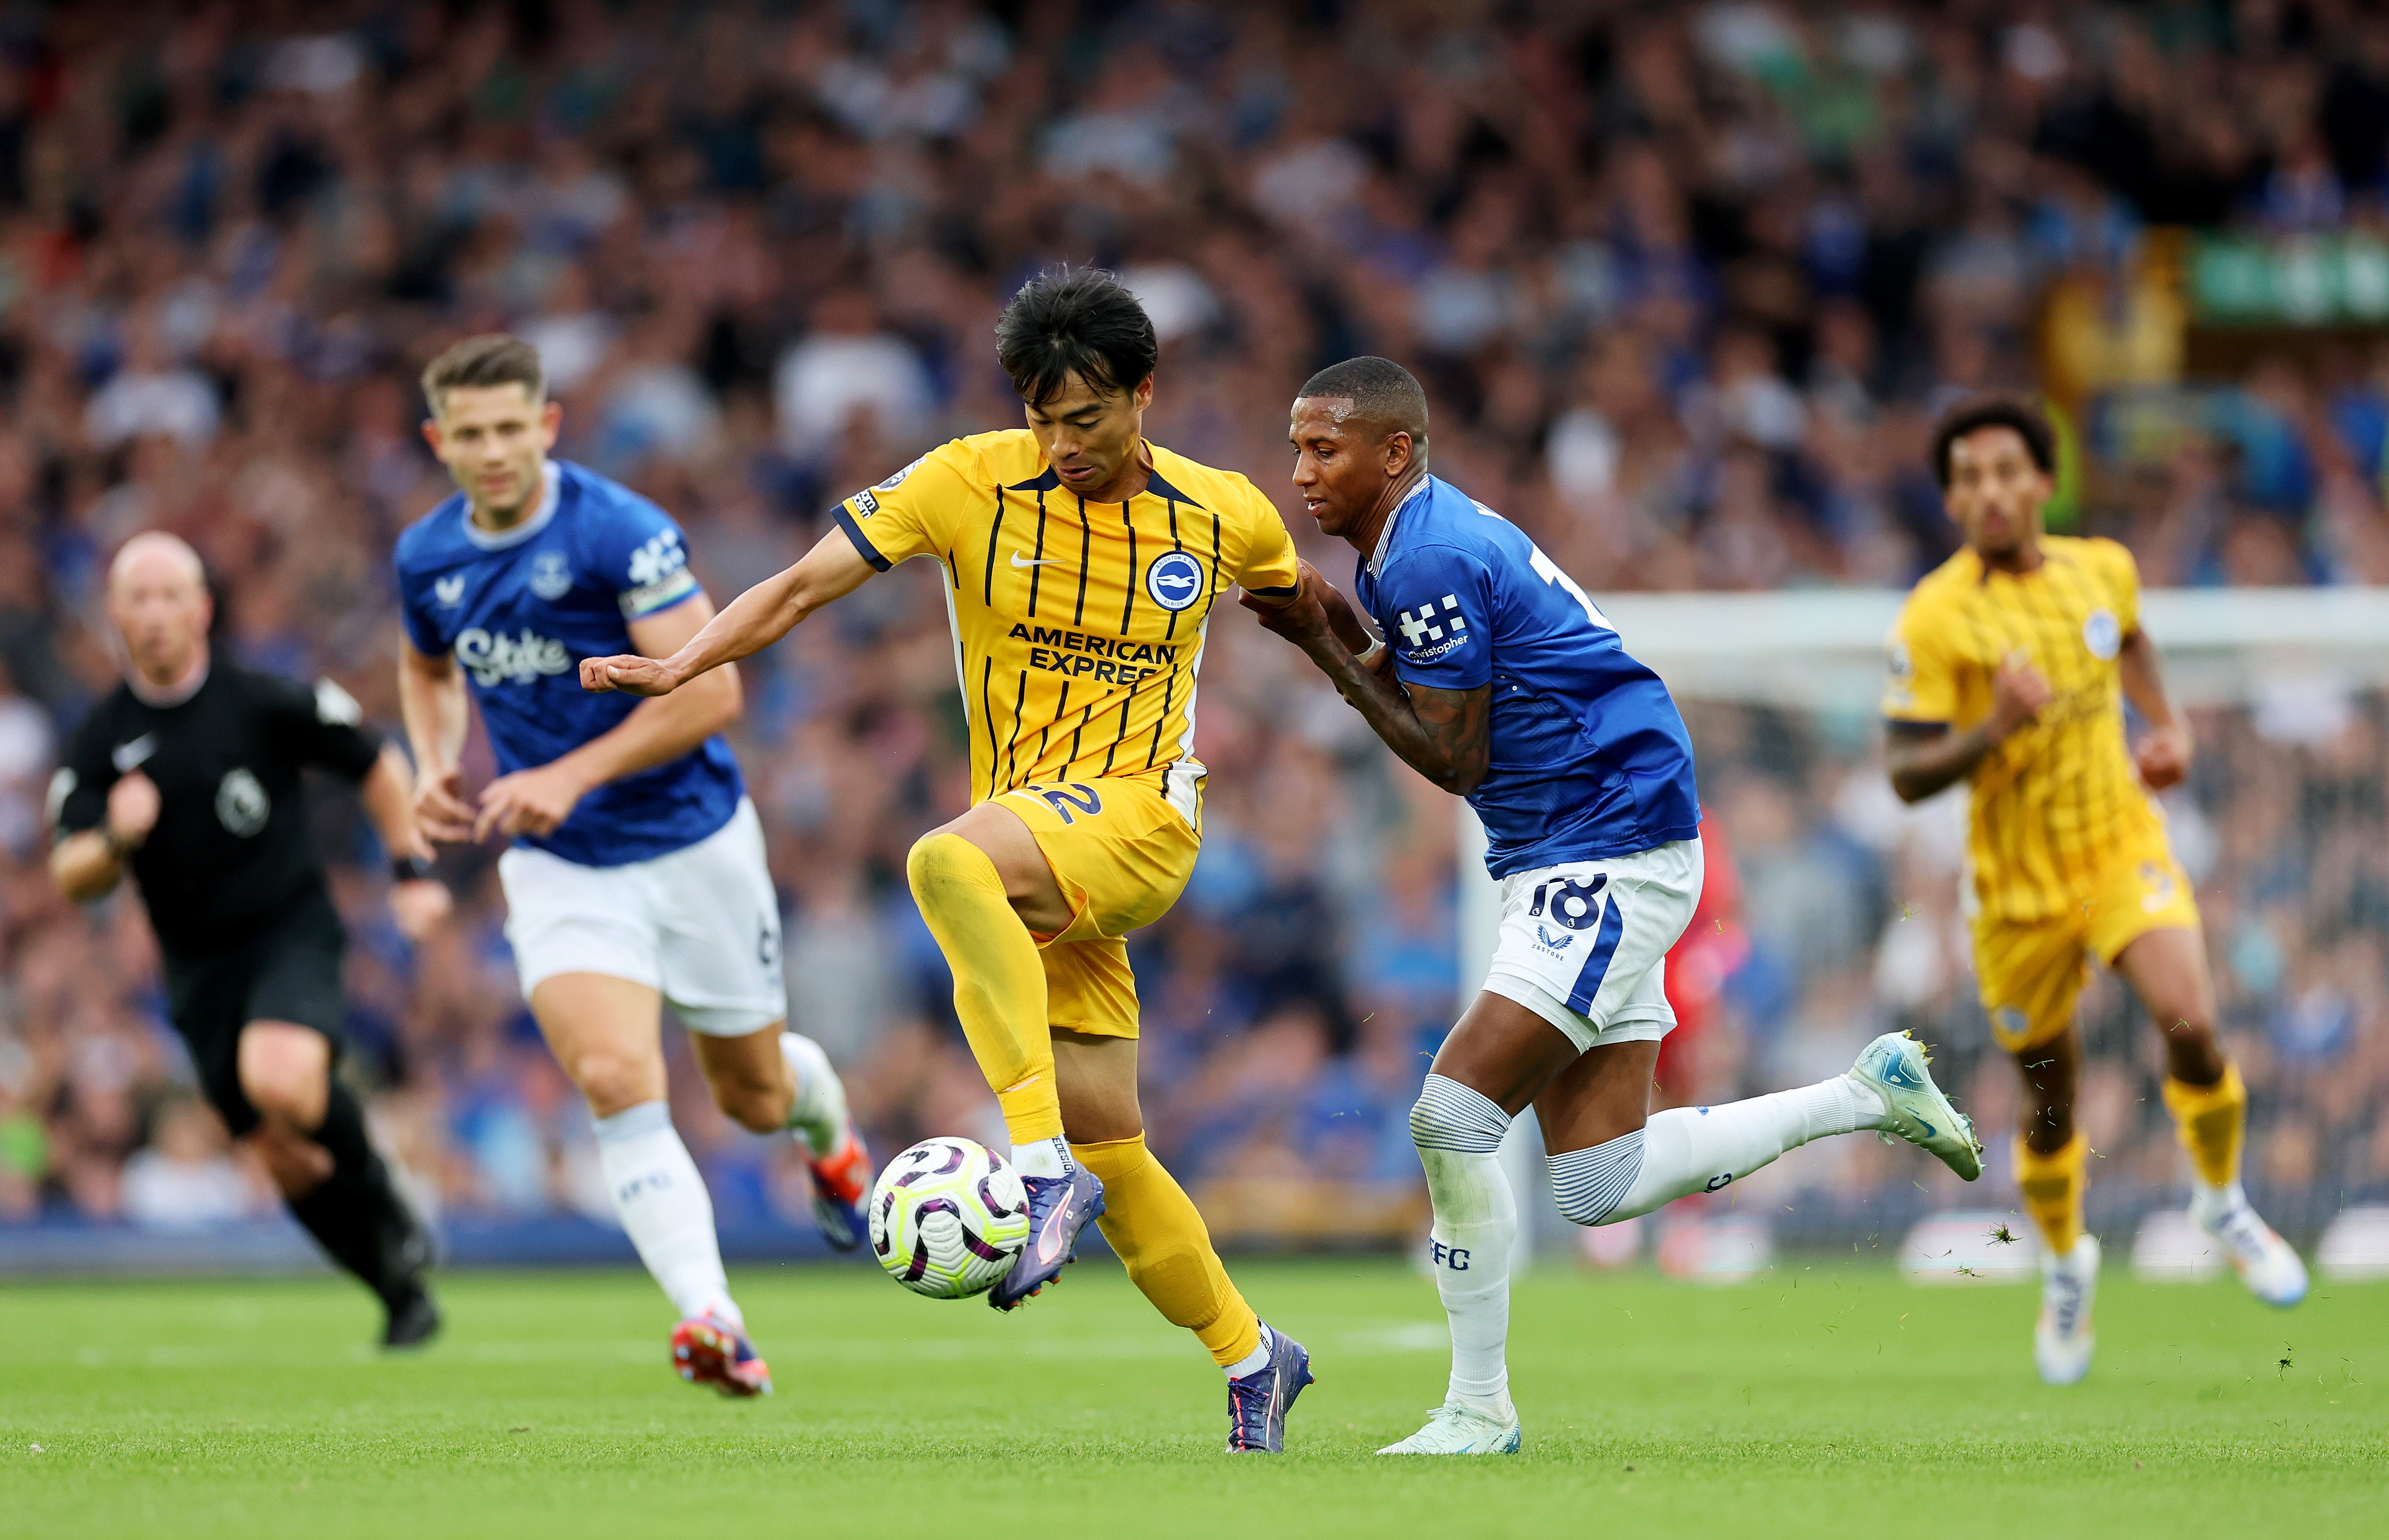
[1404,683,1492,793]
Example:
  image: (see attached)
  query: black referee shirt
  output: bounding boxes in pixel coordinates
[52,662,383,958]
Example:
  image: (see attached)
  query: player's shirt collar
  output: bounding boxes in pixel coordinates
[1003,443,1204,507]
[1366,475,1435,580]
[461,460,562,550]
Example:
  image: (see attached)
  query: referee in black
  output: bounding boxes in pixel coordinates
[51,532,453,1346]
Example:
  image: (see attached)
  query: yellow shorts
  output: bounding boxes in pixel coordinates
[1972,830,2201,1052]
[996,773,1200,1040]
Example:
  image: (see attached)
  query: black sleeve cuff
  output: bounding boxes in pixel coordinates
[833,504,894,572]
[1244,583,1298,599]
[348,722,387,777]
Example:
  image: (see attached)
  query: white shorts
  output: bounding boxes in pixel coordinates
[1481,838,1702,1055]
[496,798,786,1037]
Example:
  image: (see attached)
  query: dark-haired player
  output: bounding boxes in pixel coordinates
[1243,357,1983,1454]
[52,532,448,1346]
[1884,396,2304,1385]
[395,335,871,1398]
[582,268,1322,1452]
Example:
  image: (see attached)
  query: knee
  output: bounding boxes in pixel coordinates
[237,1036,326,1128]
[240,1069,318,1127]
[563,1048,656,1118]
[2155,1021,2225,1085]
[907,832,978,904]
[1408,1074,1511,1155]
[1549,1130,1646,1227]
[707,1073,787,1135]
[2150,1006,2217,1046]
[2009,1040,2072,1096]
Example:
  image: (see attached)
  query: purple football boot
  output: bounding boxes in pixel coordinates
[1226,1326,1315,1454]
[986,1165,1105,1311]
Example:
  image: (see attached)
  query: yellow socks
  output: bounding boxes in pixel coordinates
[2161,1061,2247,1190]
[907,834,1263,1369]
[2010,1063,2242,1254]
[2015,1132,2087,1255]
[1071,1133,1260,1369]
[906,833,1061,1144]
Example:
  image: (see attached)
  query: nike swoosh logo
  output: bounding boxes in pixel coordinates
[1912,1113,1937,1138]
[113,736,157,773]
[1011,552,1062,568]
[1035,1187,1072,1264]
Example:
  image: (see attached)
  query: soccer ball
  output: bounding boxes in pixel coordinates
[867,1136,1030,1299]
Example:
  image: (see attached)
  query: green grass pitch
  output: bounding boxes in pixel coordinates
[1,1258,2380,1539]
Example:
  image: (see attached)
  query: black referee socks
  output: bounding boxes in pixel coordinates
[286,1080,432,1312]
[305,1075,378,1177]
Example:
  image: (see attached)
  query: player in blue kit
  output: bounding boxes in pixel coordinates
[393,336,871,1397]
[1245,358,1987,1454]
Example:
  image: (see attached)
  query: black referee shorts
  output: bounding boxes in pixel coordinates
[159,892,349,1138]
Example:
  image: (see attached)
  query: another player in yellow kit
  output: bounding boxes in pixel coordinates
[1883,397,2307,1385]
[580,268,1340,1451]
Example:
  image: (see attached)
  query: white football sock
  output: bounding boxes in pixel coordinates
[1010,1136,1071,1181]
[594,1100,739,1326]
[1411,1075,1517,1410]
[779,1032,848,1154]
[1224,1322,1275,1380]
[2189,1178,2245,1223]
[1569,1078,1885,1226]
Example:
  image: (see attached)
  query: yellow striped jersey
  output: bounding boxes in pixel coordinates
[1882,535,2162,924]
[833,430,1299,815]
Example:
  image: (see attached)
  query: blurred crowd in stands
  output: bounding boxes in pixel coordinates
[1,0,2386,1249]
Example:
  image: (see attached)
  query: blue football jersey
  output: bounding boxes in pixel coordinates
[395,459,743,867]
[1354,476,1700,877]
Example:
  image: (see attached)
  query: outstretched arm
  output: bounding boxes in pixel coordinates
[1243,562,1492,794]
[581,525,877,697]
[479,593,742,839]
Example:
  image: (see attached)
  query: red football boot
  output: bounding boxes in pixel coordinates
[671,1313,772,1397]
[807,1125,873,1252]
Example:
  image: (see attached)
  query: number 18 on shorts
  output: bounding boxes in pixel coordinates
[1478,839,1703,1055]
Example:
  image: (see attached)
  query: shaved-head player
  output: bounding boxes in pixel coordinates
[52,532,450,1345]
[1245,357,1987,1454]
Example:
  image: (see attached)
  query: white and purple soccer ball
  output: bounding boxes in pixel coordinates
[867,1136,1031,1299]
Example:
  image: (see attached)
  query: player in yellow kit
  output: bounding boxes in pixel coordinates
[1883,396,2307,1385]
[580,268,1340,1451]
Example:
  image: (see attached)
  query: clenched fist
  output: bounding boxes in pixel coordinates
[1987,649,2053,741]
[2135,722,2192,790]
[106,770,162,850]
